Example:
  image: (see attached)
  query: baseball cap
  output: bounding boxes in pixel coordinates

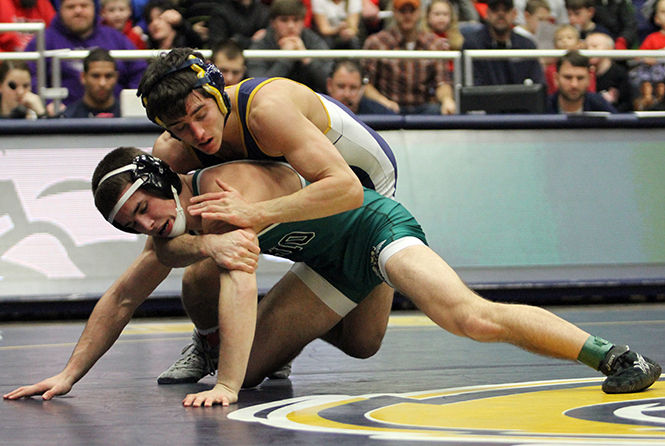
[393,0,420,10]
[487,0,514,10]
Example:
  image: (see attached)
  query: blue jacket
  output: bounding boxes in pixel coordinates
[25,15,147,105]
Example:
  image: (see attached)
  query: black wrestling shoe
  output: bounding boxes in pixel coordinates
[599,345,662,394]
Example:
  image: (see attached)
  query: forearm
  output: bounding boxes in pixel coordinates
[153,234,208,267]
[62,249,171,383]
[254,171,363,225]
[364,83,396,109]
[216,270,257,394]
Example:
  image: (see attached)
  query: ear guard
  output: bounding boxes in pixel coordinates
[97,154,182,233]
[140,55,231,129]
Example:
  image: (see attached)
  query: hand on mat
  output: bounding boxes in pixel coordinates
[189,179,263,229]
[182,383,238,407]
[202,230,259,273]
[3,373,74,401]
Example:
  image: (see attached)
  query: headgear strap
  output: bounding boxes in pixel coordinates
[140,55,230,128]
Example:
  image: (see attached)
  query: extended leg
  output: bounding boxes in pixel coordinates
[384,244,661,393]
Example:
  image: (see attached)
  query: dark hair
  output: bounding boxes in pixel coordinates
[137,47,214,125]
[84,47,117,72]
[211,39,244,62]
[556,49,589,71]
[269,0,306,20]
[564,0,594,10]
[91,147,147,220]
[143,0,178,24]
[329,59,365,79]
[0,60,30,84]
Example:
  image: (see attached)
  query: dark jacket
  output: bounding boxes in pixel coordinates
[546,92,618,113]
[462,25,544,86]
[247,27,333,93]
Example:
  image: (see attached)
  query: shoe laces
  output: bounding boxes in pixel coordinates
[172,336,217,376]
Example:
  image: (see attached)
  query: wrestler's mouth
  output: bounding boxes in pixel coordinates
[158,220,171,237]
[198,137,216,152]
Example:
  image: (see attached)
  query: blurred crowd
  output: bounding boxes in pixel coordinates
[2,0,665,118]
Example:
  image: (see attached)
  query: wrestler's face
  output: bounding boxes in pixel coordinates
[113,187,178,237]
[165,90,224,155]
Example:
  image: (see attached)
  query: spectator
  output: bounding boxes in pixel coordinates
[363,0,454,114]
[210,39,247,86]
[630,0,665,100]
[546,49,617,113]
[0,60,47,119]
[362,0,391,36]
[23,0,147,106]
[462,0,544,86]
[564,0,611,41]
[586,31,632,111]
[143,0,203,50]
[635,0,659,44]
[513,0,554,48]
[0,1,22,52]
[450,0,480,23]
[633,79,657,110]
[515,0,567,26]
[545,24,590,93]
[326,59,396,114]
[247,0,333,93]
[63,47,120,117]
[641,0,665,50]
[425,0,464,51]
[311,0,363,49]
[591,0,637,49]
[0,0,56,51]
[206,0,270,50]
[100,0,147,49]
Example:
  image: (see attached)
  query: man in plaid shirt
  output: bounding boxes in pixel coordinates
[361,0,455,114]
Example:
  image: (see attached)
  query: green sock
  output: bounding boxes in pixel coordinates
[577,335,614,370]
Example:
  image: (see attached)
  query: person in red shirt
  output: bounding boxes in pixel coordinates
[0,0,56,51]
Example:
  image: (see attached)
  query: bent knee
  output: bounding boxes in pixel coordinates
[341,335,383,359]
[182,260,219,300]
[242,374,265,389]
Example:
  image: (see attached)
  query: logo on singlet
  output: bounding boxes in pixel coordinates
[265,231,316,258]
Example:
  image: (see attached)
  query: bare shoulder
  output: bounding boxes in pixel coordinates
[246,79,327,139]
[249,78,320,115]
[152,131,202,174]
[199,163,257,192]
[198,162,295,202]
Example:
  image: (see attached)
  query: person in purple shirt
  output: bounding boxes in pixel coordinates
[24,0,147,106]
[546,50,618,114]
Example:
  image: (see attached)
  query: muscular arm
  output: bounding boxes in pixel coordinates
[152,131,203,174]
[4,240,171,400]
[182,268,257,407]
[153,230,259,272]
[240,85,364,227]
